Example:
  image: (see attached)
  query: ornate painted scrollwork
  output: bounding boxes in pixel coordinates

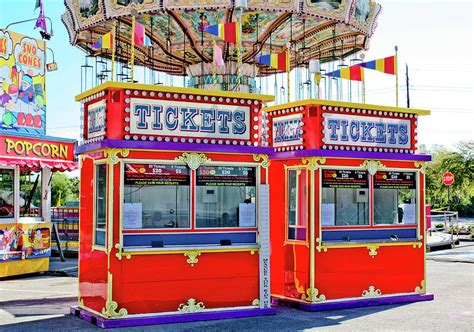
[412,242,423,248]
[301,288,326,303]
[360,160,386,175]
[102,300,128,318]
[114,243,131,260]
[253,154,270,168]
[252,299,260,306]
[367,245,379,258]
[175,153,211,170]
[415,280,426,294]
[104,148,130,165]
[316,238,327,252]
[362,286,382,298]
[302,157,326,171]
[184,251,201,266]
[414,161,428,174]
[178,298,205,313]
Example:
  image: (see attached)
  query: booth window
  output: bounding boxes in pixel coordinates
[287,169,307,241]
[196,165,256,228]
[0,169,15,219]
[123,163,190,229]
[94,164,107,246]
[321,169,369,226]
[374,171,417,225]
[20,170,42,218]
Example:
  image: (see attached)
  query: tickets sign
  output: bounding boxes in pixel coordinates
[322,113,411,149]
[124,163,190,186]
[272,113,303,147]
[87,99,106,139]
[130,98,250,140]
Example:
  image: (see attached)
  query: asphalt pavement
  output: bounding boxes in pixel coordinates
[1,249,473,331]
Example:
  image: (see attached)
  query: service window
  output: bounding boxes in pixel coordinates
[287,169,307,241]
[321,169,369,226]
[20,170,42,218]
[123,163,190,229]
[196,165,256,228]
[0,169,15,219]
[374,171,417,225]
[95,164,107,246]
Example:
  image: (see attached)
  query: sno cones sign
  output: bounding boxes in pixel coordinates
[0,30,46,135]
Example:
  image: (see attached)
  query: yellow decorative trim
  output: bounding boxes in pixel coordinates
[175,152,210,170]
[253,154,270,168]
[178,298,205,313]
[250,249,257,255]
[316,238,327,252]
[360,160,386,175]
[114,243,131,260]
[123,247,258,256]
[104,148,130,165]
[301,288,326,303]
[76,81,275,103]
[78,297,84,307]
[367,245,379,258]
[414,161,428,174]
[102,300,128,318]
[302,157,326,171]
[184,251,201,266]
[316,241,422,252]
[261,99,431,116]
[252,299,260,306]
[415,280,426,294]
[362,286,382,298]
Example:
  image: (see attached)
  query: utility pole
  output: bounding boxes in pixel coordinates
[406,63,410,108]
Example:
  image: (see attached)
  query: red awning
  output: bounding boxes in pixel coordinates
[0,157,78,172]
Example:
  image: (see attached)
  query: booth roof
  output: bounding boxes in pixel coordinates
[0,157,78,172]
[262,99,431,116]
[75,82,275,103]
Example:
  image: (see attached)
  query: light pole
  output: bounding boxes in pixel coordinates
[5,16,54,40]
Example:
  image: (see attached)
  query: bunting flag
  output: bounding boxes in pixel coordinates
[213,43,224,67]
[255,51,289,72]
[358,55,396,75]
[34,0,47,33]
[92,32,113,49]
[202,22,239,44]
[325,66,364,81]
[134,21,152,46]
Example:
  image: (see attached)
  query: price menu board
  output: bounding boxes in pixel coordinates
[124,164,190,186]
[374,171,416,189]
[196,166,256,186]
[322,169,368,188]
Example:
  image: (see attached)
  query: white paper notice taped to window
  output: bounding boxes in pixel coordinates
[239,203,256,227]
[123,203,143,229]
[322,203,335,226]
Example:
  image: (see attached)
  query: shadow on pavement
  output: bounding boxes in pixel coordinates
[1,302,409,331]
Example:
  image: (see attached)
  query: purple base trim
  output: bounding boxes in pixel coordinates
[271,149,432,161]
[70,306,275,329]
[272,293,434,312]
[77,139,273,155]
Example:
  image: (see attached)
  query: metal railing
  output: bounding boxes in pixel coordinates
[428,210,459,247]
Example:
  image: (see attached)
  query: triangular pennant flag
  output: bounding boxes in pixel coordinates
[93,32,113,49]
[213,43,224,67]
[134,21,152,46]
[255,52,288,71]
[358,55,396,75]
[203,22,239,44]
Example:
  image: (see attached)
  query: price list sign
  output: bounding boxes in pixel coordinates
[124,164,190,186]
[196,166,256,186]
[374,171,416,189]
[322,169,368,188]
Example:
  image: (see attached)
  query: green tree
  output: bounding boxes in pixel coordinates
[425,141,474,215]
[51,173,79,207]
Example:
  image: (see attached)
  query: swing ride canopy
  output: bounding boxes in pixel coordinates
[62,0,381,76]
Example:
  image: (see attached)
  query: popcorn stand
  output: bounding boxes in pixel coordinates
[264,100,434,310]
[0,29,77,278]
[72,82,275,327]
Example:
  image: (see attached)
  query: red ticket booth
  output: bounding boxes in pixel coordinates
[265,100,434,310]
[72,82,275,327]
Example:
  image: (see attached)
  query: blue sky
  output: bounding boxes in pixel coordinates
[0,0,472,148]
